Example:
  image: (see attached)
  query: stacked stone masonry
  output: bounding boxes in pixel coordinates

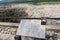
[0,26,17,35]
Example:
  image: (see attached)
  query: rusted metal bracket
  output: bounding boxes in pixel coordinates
[41,17,47,25]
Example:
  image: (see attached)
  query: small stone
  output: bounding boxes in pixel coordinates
[1,31,4,34]
[11,32,16,35]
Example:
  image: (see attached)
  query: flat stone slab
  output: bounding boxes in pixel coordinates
[16,19,45,38]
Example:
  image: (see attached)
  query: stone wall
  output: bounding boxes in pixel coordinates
[0,4,60,22]
[0,26,17,35]
[0,4,60,18]
[6,4,60,18]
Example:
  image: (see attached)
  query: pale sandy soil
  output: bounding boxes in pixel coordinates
[0,33,14,40]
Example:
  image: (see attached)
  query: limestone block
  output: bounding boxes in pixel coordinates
[16,19,45,38]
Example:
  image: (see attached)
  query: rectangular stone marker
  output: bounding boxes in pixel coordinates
[16,19,45,38]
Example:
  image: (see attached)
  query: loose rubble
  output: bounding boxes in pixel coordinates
[0,26,17,35]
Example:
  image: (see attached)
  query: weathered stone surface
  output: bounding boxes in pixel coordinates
[0,26,17,35]
[0,4,60,18]
[46,19,60,25]
[16,19,45,38]
[0,4,60,40]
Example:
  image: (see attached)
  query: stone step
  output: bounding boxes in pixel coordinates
[0,22,19,27]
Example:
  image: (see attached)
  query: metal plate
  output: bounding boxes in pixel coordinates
[16,19,45,38]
